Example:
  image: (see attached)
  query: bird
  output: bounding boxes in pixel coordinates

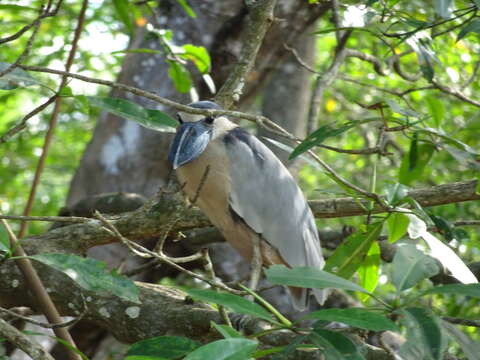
[168,100,326,310]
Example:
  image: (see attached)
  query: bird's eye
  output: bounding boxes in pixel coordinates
[176,114,183,124]
[204,116,215,125]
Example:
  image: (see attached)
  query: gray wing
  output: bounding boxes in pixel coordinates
[224,128,326,305]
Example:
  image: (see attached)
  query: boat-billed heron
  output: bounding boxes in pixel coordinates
[168,101,326,309]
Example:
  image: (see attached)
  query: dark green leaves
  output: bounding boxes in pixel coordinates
[442,321,480,360]
[265,265,369,294]
[30,253,140,303]
[398,140,435,186]
[85,96,177,132]
[187,289,274,323]
[183,338,257,360]
[126,336,199,359]
[0,227,11,259]
[392,245,440,291]
[325,222,383,279]
[457,19,480,41]
[310,329,364,360]
[289,122,357,160]
[0,62,39,90]
[304,308,399,332]
[398,307,446,360]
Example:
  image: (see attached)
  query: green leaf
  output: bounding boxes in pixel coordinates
[385,99,421,118]
[398,143,435,185]
[30,253,140,304]
[183,338,257,360]
[0,4,38,11]
[384,183,410,205]
[113,0,134,35]
[443,145,480,171]
[310,329,364,360]
[86,96,177,132]
[0,226,11,259]
[210,322,243,339]
[457,19,480,41]
[429,214,454,241]
[387,212,410,243]
[187,289,274,323]
[325,222,383,279]
[175,0,196,18]
[441,321,480,360]
[304,308,399,332]
[168,61,193,93]
[399,308,446,360]
[358,242,380,301]
[265,265,369,294]
[434,0,453,19]
[289,122,357,160]
[179,44,211,74]
[126,336,199,359]
[0,62,39,90]
[422,283,480,298]
[425,97,444,127]
[392,245,440,291]
[407,35,438,82]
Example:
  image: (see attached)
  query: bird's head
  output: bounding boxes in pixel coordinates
[168,101,222,170]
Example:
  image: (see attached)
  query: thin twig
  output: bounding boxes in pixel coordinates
[202,249,233,327]
[443,316,480,328]
[93,211,243,295]
[0,305,86,330]
[0,95,58,143]
[0,318,55,360]
[0,214,90,223]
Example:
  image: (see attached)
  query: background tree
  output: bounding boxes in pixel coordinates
[1,0,479,359]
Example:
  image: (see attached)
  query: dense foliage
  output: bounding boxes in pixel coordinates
[1,0,479,359]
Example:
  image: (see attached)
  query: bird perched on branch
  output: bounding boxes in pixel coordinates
[168,101,326,310]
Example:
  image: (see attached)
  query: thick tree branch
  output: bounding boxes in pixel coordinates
[2,180,477,256]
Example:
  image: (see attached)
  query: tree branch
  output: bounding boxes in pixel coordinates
[0,318,55,360]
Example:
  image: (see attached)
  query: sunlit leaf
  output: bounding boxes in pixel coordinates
[126,336,199,359]
[387,212,410,243]
[398,307,446,360]
[183,338,257,360]
[85,96,177,132]
[406,214,478,284]
[426,96,445,127]
[265,265,369,294]
[30,253,140,303]
[304,308,399,332]
[167,61,193,93]
[325,222,383,279]
[210,322,243,339]
[187,289,274,323]
[358,241,380,300]
[289,122,357,160]
[113,0,134,35]
[175,0,196,18]
[385,99,421,118]
[391,244,440,291]
[0,62,39,90]
[406,34,438,82]
[179,44,211,74]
